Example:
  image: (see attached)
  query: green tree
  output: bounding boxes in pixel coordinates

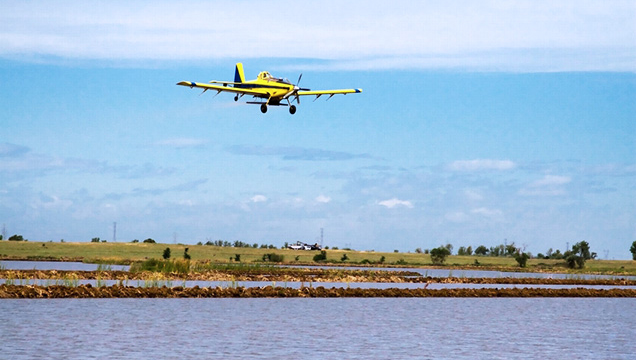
[162,247,171,259]
[565,241,593,269]
[91,237,100,243]
[430,246,451,265]
[143,238,155,243]
[444,243,453,255]
[474,245,488,256]
[513,251,530,268]
[341,253,349,261]
[631,241,636,261]
[183,247,191,260]
[8,234,24,241]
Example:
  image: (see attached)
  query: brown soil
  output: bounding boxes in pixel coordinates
[2,269,635,286]
[1,284,636,298]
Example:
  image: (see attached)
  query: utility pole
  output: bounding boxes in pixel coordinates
[113,222,117,242]
[1,223,6,240]
[320,228,324,247]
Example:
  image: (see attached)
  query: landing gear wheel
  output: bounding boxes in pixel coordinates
[234,95,239,102]
[260,104,268,113]
[289,105,297,115]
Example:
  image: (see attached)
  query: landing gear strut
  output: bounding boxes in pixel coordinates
[289,105,296,115]
[260,104,268,113]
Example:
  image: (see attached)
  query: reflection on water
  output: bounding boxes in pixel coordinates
[2,279,636,290]
[285,265,636,280]
[0,260,129,271]
[1,297,634,359]
[2,261,634,281]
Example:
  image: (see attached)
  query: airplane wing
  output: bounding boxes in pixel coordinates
[297,88,362,100]
[176,81,270,96]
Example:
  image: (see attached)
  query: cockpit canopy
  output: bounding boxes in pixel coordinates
[258,71,291,84]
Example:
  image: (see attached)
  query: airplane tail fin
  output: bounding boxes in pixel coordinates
[234,63,245,83]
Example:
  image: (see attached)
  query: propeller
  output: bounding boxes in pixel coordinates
[291,73,310,104]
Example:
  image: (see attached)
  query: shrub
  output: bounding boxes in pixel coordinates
[262,253,284,262]
[341,253,349,261]
[235,254,241,262]
[631,241,636,261]
[313,250,327,262]
[183,248,191,260]
[513,252,530,267]
[8,235,25,241]
[566,254,585,269]
[430,246,451,265]
[143,238,156,243]
[162,247,171,259]
[91,237,100,243]
[130,259,190,275]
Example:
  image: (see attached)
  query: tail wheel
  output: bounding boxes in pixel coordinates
[289,105,297,115]
[234,95,239,102]
[260,104,267,113]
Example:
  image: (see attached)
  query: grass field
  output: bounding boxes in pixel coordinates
[1,240,635,275]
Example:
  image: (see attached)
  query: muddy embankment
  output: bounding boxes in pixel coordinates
[2,284,636,298]
[2,269,636,286]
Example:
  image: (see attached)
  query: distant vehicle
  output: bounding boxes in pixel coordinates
[288,241,321,251]
[288,243,304,250]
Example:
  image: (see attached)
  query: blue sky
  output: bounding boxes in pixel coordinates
[1,1,635,258]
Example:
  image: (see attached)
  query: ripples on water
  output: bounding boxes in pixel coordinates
[1,298,635,359]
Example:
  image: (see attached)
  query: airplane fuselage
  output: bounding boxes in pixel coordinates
[177,63,361,114]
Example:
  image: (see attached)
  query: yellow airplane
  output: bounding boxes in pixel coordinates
[177,63,362,114]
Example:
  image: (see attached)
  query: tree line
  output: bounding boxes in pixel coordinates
[422,240,602,269]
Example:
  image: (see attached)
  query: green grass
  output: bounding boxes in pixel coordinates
[2,240,636,275]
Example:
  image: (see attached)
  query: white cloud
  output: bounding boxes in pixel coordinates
[315,195,331,203]
[1,1,634,71]
[464,189,484,201]
[448,159,517,171]
[378,198,414,209]
[250,195,267,203]
[520,175,572,196]
[530,175,572,187]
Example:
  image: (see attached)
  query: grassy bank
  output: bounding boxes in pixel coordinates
[1,240,635,275]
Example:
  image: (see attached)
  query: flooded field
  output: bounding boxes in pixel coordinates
[1,297,635,359]
[0,260,129,271]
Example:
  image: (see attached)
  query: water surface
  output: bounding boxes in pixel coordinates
[0,260,129,271]
[1,298,634,359]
